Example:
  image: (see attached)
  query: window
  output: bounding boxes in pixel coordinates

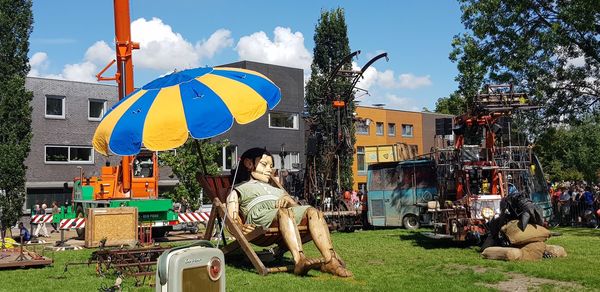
[45,95,65,119]
[356,120,369,135]
[376,122,384,136]
[133,152,154,178]
[357,146,366,174]
[45,145,93,164]
[269,112,299,129]
[388,123,396,136]
[402,124,414,137]
[272,152,301,171]
[217,145,237,171]
[89,99,107,121]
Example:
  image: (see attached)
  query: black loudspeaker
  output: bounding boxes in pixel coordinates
[435,118,445,136]
[443,118,453,135]
[306,135,318,156]
[436,118,453,136]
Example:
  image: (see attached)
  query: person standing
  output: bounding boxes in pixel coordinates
[34,203,49,237]
[31,204,40,237]
[50,202,59,233]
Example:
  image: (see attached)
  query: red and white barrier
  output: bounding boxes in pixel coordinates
[178,212,210,223]
[31,214,53,223]
[59,218,86,230]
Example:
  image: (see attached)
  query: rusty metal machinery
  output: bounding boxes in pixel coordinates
[424,84,552,243]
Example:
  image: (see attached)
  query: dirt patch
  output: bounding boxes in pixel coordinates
[484,272,583,292]
[445,264,491,274]
[471,266,488,274]
[366,259,385,265]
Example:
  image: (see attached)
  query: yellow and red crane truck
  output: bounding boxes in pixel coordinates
[52,0,178,238]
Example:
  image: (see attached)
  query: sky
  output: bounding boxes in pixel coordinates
[28,1,465,112]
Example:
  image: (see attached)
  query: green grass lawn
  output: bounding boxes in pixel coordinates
[0,227,599,291]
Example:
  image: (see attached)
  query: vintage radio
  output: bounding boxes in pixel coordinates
[156,241,225,292]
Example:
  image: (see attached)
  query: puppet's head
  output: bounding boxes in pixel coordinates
[234,148,274,184]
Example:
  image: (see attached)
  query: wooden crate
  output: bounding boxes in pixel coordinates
[85,207,138,248]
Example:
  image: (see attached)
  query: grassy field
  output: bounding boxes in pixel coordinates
[0,227,599,291]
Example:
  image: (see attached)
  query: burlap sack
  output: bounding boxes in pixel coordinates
[545,245,567,258]
[520,242,546,261]
[481,247,523,261]
[501,220,550,246]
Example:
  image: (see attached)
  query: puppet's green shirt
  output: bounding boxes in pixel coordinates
[234,180,309,228]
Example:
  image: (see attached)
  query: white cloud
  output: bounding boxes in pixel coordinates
[28,17,233,82]
[397,73,432,89]
[131,18,233,71]
[28,52,49,77]
[132,17,199,70]
[27,42,111,82]
[236,27,312,71]
[62,62,98,82]
[566,56,585,68]
[196,29,234,60]
[358,92,418,111]
[84,41,114,65]
[353,62,432,91]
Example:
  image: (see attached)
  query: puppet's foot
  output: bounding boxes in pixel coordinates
[321,257,353,277]
[293,257,323,276]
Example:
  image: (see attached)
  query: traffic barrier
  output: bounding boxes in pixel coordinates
[31,214,53,223]
[59,218,86,230]
[178,212,210,223]
[53,246,83,251]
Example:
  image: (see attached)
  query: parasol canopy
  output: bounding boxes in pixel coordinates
[92,67,281,156]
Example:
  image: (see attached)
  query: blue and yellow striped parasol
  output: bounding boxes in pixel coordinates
[92,67,281,156]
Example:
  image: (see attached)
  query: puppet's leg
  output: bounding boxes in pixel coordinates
[305,207,352,277]
[277,208,320,275]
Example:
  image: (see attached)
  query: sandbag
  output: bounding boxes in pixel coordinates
[501,220,550,246]
[520,242,546,261]
[481,247,523,261]
[544,245,567,258]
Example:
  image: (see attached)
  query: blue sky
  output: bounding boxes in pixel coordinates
[28,1,465,111]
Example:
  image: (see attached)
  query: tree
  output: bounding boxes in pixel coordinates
[450,0,600,125]
[534,116,600,183]
[434,92,466,115]
[305,8,355,194]
[159,140,226,210]
[0,0,33,243]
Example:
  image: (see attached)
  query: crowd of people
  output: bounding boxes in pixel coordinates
[12,201,61,243]
[549,181,600,228]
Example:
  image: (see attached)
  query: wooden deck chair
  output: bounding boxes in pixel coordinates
[197,174,312,275]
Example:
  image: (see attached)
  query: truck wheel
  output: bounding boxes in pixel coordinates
[403,214,420,230]
[75,206,85,240]
[152,227,170,238]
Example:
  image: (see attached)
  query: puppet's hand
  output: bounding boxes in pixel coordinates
[275,195,297,208]
[242,224,256,235]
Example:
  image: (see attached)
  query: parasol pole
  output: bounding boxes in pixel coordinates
[193,139,228,245]
[193,140,209,175]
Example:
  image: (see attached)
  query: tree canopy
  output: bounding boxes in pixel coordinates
[159,140,226,209]
[442,0,600,124]
[0,0,33,237]
[534,116,600,183]
[305,8,355,193]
